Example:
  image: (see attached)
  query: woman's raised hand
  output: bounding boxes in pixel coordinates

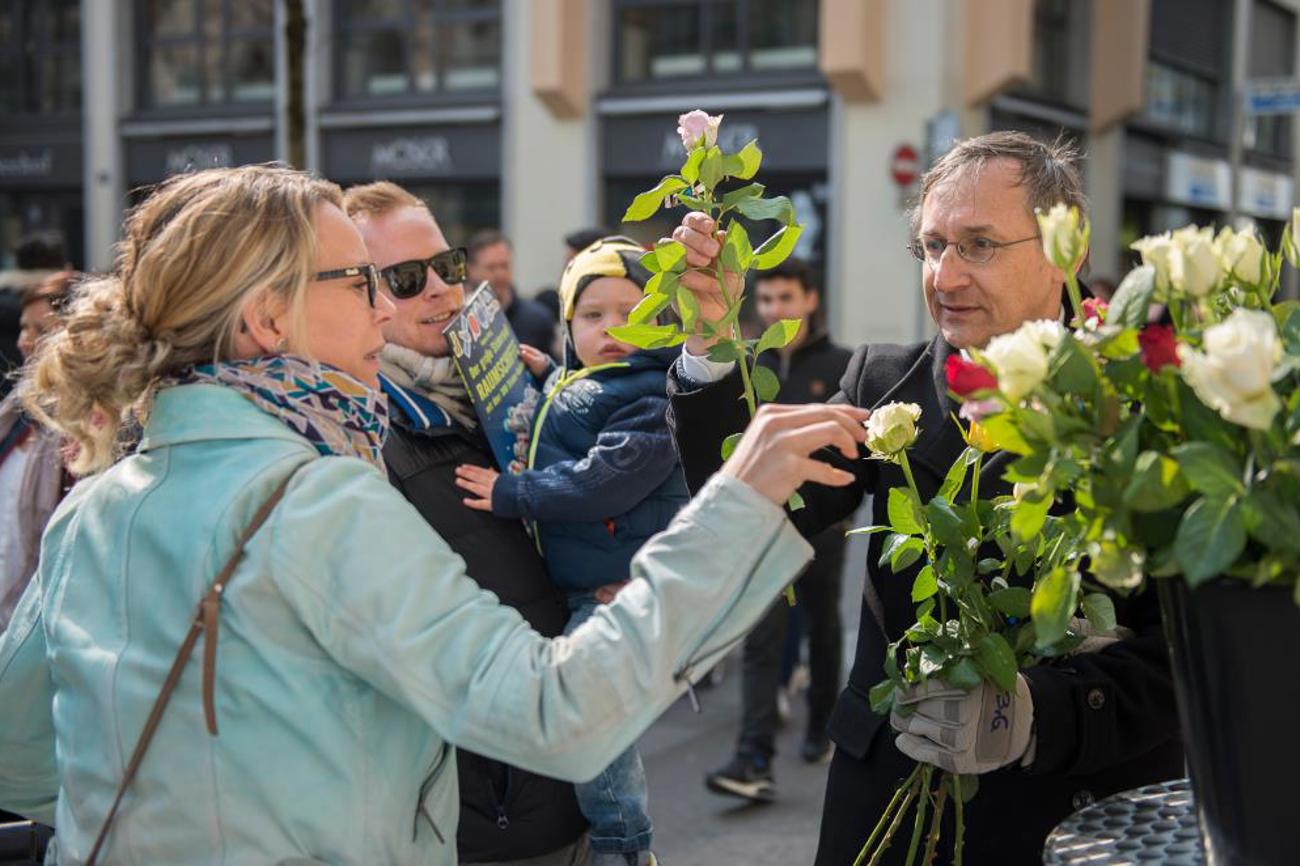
[721,404,871,505]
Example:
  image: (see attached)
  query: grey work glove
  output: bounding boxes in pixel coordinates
[890,675,1035,775]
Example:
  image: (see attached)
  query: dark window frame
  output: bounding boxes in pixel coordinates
[608,0,823,93]
[0,0,81,119]
[331,0,503,107]
[134,0,276,114]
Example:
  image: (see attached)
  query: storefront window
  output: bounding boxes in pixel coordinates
[0,1,81,115]
[1142,61,1219,140]
[1246,0,1296,160]
[614,0,819,84]
[408,181,501,248]
[1016,0,1091,109]
[139,0,274,109]
[336,0,502,100]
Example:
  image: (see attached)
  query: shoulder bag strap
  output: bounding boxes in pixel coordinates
[86,468,302,866]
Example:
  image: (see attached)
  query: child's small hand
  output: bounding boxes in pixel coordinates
[455,464,500,512]
[519,344,551,378]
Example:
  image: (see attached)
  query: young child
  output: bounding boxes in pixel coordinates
[455,237,688,866]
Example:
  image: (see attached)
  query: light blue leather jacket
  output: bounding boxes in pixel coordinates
[0,384,811,865]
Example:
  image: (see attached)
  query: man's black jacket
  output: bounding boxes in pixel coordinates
[667,336,1182,866]
[757,331,854,406]
[384,414,587,863]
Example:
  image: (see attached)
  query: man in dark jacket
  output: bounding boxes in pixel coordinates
[704,258,853,803]
[664,132,1182,865]
[346,182,590,866]
[467,230,557,356]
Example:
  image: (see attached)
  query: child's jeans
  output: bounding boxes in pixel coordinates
[565,593,654,858]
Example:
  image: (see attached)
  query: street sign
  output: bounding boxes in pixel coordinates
[891,144,920,187]
[1245,78,1300,115]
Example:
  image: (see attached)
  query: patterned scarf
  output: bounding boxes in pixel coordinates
[185,355,389,469]
[378,343,478,431]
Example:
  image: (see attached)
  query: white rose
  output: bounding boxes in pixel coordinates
[982,319,1061,402]
[866,402,922,457]
[1177,308,1283,430]
[1214,226,1266,287]
[1169,225,1221,298]
[1131,233,1176,293]
[1036,203,1088,272]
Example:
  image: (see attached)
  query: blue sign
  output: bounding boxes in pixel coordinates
[1246,81,1300,116]
[443,284,542,474]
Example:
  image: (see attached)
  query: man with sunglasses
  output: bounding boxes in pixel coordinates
[344,182,591,866]
[661,132,1181,865]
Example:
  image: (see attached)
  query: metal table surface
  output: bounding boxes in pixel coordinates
[1043,778,1204,865]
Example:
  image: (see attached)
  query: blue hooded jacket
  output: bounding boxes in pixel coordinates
[491,346,690,592]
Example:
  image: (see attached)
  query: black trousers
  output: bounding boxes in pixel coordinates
[737,524,846,759]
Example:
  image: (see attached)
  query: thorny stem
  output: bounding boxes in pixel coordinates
[853,765,922,866]
[922,775,950,866]
[867,783,920,866]
[904,765,934,866]
[953,774,966,866]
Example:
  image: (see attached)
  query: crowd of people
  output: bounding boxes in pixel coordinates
[0,129,1182,866]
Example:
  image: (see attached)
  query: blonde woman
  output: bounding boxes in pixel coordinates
[0,165,867,866]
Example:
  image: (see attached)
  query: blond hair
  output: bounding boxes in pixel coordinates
[342,181,428,221]
[21,164,343,474]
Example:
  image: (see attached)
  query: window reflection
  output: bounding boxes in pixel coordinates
[141,0,276,108]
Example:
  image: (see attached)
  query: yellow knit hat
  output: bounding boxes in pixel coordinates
[557,236,650,320]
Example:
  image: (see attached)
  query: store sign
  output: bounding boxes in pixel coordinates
[164,143,234,176]
[370,136,453,177]
[1240,166,1294,221]
[0,148,54,179]
[1246,78,1300,116]
[1165,152,1230,210]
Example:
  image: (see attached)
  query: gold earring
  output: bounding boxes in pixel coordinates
[275,337,288,352]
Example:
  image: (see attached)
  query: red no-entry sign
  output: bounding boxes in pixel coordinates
[891,144,920,187]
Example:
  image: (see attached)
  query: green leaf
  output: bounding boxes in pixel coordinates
[756,318,802,355]
[787,491,805,511]
[622,176,688,222]
[911,564,938,601]
[1242,488,1300,554]
[721,431,743,462]
[606,323,685,349]
[680,146,706,184]
[627,291,673,326]
[698,146,724,191]
[868,678,896,714]
[736,195,796,226]
[706,341,741,363]
[1081,593,1118,634]
[1010,494,1051,542]
[752,363,780,402]
[734,139,763,180]
[1123,451,1192,512]
[845,524,892,537]
[891,538,925,572]
[1048,336,1099,395]
[720,219,754,273]
[752,224,804,270]
[954,774,980,803]
[988,586,1032,618]
[976,413,1032,455]
[1172,442,1245,500]
[938,448,973,501]
[976,633,1018,692]
[945,658,982,690]
[1031,566,1079,649]
[887,487,925,535]
[721,183,765,208]
[1108,265,1156,329]
[654,240,687,272]
[1175,496,1247,586]
[924,497,966,548]
[676,281,700,330]
[640,249,662,273]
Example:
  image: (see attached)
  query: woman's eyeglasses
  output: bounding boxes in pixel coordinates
[314,263,381,308]
[379,247,469,299]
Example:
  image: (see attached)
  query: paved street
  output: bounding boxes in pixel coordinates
[639,513,871,866]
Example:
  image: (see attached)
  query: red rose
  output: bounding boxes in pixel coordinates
[945,354,998,397]
[1138,325,1180,372]
[1082,297,1108,323]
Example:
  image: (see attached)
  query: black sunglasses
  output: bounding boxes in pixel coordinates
[379,247,469,299]
[314,263,381,308]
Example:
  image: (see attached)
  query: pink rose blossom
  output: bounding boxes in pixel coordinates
[958,398,1001,422]
[677,110,723,151]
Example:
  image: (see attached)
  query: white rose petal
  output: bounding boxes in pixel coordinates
[1131,233,1176,293]
[1036,203,1086,272]
[1214,226,1266,287]
[1170,226,1222,298]
[1177,308,1283,430]
[982,319,1061,402]
[866,402,922,457]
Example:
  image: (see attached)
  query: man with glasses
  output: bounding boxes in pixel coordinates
[662,132,1181,865]
[345,182,592,866]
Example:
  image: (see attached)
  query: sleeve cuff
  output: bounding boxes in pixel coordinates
[679,347,736,388]
[491,471,526,519]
